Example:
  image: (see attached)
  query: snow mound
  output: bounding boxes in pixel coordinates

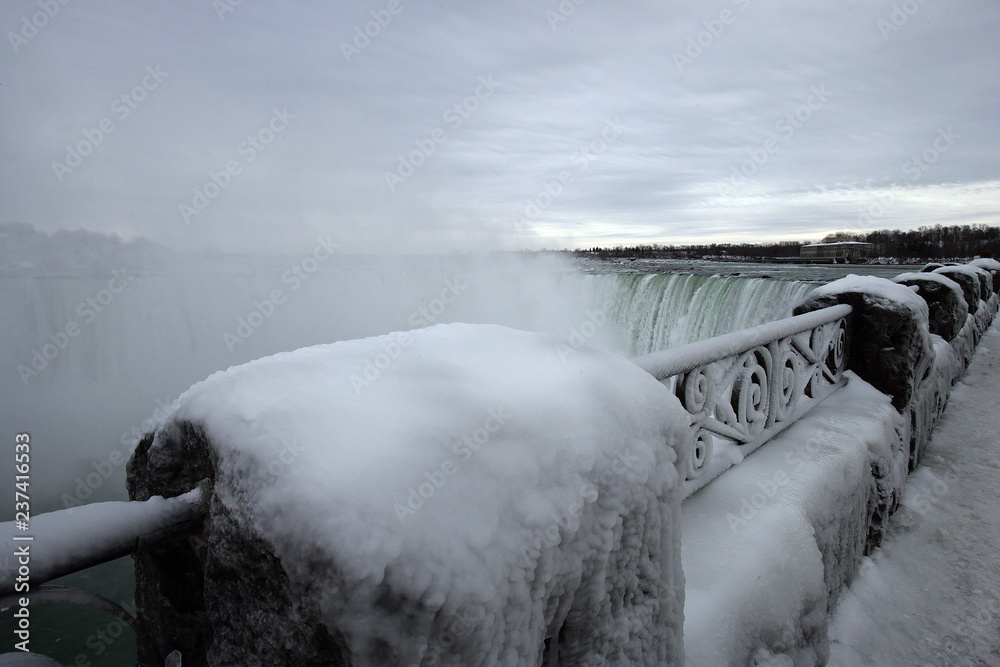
[969,256,1000,272]
[935,263,991,279]
[893,272,968,341]
[144,323,692,664]
[892,271,963,294]
[794,275,932,411]
[807,274,930,324]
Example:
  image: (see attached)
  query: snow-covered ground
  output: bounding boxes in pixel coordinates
[828,321,1000,666]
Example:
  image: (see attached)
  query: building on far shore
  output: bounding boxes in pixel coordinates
[799,241,874,263]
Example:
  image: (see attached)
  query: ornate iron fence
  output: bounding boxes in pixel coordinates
[633,304,852,497]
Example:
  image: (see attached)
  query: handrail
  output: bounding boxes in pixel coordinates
[633,304,853,497]
[632,303,853,380]
[0,482,207,596]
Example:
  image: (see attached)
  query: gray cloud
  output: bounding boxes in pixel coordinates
[2,0,997,253]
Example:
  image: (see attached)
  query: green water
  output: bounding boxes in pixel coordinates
[0,558,136,664]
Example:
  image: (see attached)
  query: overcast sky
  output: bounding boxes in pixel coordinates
[2,0,998,254]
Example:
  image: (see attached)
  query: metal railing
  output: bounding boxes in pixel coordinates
[0,484,207,665]
[633,304,852,497]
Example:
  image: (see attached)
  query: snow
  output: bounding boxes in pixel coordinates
[934,263,992,280]
[807,274,930,328]
[682,372,903,665]
[934,263,993,299]
[929,334,961,404]
[892,270,965,300]
[969,257,1000,273]
[151,322,693,663]
[828,320,1000,665]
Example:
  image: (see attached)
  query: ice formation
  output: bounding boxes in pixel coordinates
[134,323,694,664]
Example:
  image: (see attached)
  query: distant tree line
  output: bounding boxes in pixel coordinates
[575,225,1000,261]
[820,225,999,259]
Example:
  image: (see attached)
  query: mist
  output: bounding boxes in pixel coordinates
[0,242,633,515]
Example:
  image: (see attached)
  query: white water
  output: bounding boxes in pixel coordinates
[597,272,815,355]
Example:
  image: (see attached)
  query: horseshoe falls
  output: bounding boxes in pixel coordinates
[595,272,816,354]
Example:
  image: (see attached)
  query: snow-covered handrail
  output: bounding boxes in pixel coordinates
[0,482,208,596]
[633,304,852,497]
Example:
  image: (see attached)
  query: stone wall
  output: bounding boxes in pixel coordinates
[699,260,1000,663]
[794,261,997,471]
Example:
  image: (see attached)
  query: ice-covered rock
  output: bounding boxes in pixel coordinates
[127,323,692,665]
[970,266,994,299]
[933,265,982,313]
[969,257,1000,291]
[892,272,967,341]
[793,276,932,411]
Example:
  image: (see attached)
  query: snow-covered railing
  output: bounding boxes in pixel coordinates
[0,483,207,596]
[0,484,207,664]
[633,303,852,497]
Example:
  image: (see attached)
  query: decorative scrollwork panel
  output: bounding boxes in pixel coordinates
[655,307,852,492]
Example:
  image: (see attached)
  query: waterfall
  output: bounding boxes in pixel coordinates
[593,272,816,355]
